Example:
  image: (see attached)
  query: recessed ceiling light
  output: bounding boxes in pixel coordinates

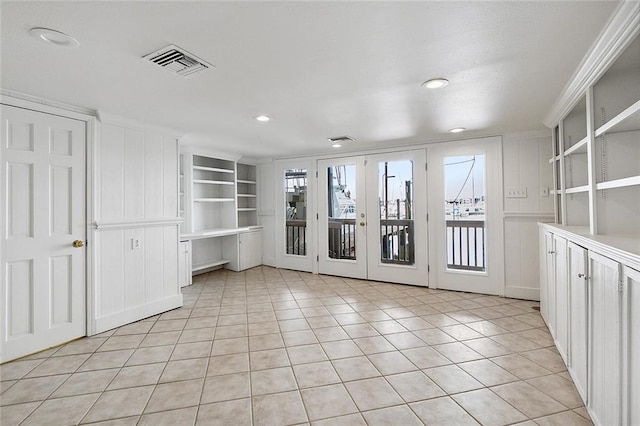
[30,27,79,48]
[448,127,466,133]
[421,78,449,89]
[255,115,271,122]
[332,143,342,148]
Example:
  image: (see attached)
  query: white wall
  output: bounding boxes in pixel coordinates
[502,131,554,300]
[259,132,553,301]
[91,115,182,334]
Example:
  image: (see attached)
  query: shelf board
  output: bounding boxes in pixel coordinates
[237,208,257,212]
[237,179,257,184]
[237,194,257,198]
[548,155,561,164]
[595,100,640,137]
[193,179,234,185]
[193,198,235,203]
[565,185,590,194]
[193,165,235,174]
[192,259,229,272]
[596,175,640,191]
[564,137,588,156]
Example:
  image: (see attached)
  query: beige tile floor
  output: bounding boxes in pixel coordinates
[0,267,593,426]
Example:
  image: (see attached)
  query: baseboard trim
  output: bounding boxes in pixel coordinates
[505,286,540,301]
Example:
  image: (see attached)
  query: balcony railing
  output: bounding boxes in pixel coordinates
[446,219,485,271]
[328,218,356,260]
[286,220,306,256]
[380,219,414,265]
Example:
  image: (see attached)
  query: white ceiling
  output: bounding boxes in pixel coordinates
[0,1,618,158]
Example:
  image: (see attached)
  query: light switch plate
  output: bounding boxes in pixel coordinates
[506,187,527,198]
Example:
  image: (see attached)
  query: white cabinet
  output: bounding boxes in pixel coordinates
[539,223,639,426]
[238,230,262,271]
[622,266,640,426]
[178,240,192,287]
[587,251,621,426]
[553,234,569,363]
[567,241,588,401]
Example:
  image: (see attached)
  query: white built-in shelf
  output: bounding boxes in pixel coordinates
[192,259,230,272]
[565,185,589,194]
[237,208,257,212]
[548,155,561,164]
[193,198,235,203]
[193,179,234,185]
[193,165,234,174]
[595,100,640,137]
[596,176,640,191]
[237,194,257,198]
[564,137,588,156]
[237,179,256,184]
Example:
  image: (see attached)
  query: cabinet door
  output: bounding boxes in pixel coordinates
[588,251,621,426]
[567,242,588,401]
[178,241,192,287]
[622,266,640,426]
[553,235,569,363]
[239,230,262,271]
[543,231,556,333]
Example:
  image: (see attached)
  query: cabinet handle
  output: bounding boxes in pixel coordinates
[578,273,587,280]
[547,250,555,254]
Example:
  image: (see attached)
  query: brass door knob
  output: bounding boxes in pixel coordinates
[72,240,85,248]
[359,222,366,227]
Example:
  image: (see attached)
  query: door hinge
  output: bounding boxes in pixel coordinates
[428,264,430,272]
[426,214,429,222]
[316,171,318,178]
[425,162,428,171]
[316,213,319,220]
[317,255,319,262]
[618,280,623,292]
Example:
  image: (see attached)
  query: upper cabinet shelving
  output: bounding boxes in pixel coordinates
[549,25,640,237]
[236,163,258,226]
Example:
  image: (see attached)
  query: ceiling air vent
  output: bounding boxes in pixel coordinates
[143,44,214,78]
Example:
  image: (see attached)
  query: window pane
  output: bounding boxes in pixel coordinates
[285,169,307,256]
[444,155,486,272]
[378,160,414,264]
[327,165,356,260]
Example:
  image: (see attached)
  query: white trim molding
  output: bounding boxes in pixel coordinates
[544,1,640,127]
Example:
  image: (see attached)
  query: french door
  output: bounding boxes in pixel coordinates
[1,105,87,362]
[427,137,504,295]
[318,150,427,286]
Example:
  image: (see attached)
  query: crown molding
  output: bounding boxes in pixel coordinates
[543,1,640,128]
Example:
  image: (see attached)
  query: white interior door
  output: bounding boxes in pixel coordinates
[428,137,504,295]
[318,151,428,285]
[1,105,86,362]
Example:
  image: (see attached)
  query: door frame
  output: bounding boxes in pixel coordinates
[0,94,98,360]
[427,136,505,295]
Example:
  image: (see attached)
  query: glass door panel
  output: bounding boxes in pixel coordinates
[378,160,414,265]
[327,164,357,260]
[285,169,307,256]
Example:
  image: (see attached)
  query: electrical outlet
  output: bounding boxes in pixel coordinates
[132,238,141,250]
[506,187,528,198]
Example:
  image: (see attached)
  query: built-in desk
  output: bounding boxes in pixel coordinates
[180,226,263,273]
